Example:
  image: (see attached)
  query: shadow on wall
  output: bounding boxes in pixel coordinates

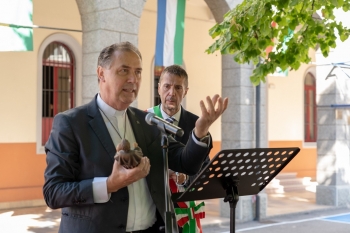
[316,75,350,188]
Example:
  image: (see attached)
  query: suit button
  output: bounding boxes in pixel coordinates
[118,224,125,229]
[121,197,128,202]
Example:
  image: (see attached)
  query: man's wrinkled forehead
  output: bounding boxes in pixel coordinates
[111,50,142,68]
[160,73,187,86]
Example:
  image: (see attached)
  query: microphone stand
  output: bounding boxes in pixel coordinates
[157,121,175,233]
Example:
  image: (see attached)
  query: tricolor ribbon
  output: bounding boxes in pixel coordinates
[150,105,206,232]
[170,179,205,233]
[174,200,205,233]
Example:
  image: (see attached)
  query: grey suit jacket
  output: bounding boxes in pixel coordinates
[43,95,209,233]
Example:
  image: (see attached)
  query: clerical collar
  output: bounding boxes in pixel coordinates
[97,94,126,118]
[159,104,181,122]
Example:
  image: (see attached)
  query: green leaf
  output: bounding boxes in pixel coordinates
[330,0,339,7]
[290,0,299,6]
[340,32,349,42]
[260,19,271,36]
[209,25,221,38]
[250,73,261,86]
[338,0,344,7]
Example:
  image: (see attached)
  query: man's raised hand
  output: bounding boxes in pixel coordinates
[194,94,228,138]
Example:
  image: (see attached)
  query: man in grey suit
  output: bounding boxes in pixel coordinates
[43,42,228,233]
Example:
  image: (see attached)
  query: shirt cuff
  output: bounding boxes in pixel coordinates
[191,132,210,147]
[92,177,111,203]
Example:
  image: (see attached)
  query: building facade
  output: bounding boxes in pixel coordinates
[1,0,349,221]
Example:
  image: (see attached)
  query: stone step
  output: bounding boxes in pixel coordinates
[283,184,308,192]
[278,178,304,186]
[266,172,316,194]
[274,172,298,180]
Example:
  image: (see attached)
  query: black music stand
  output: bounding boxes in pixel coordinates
[172,147,300,233]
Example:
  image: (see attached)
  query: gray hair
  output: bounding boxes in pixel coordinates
[160,65,188,88]
[97,41,142,69]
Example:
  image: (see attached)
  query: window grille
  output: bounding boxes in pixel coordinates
[42,42,75,145]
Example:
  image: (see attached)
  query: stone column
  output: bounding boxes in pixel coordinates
[220,55,268,221]
[75,0,145,105]
[316,68,350,206]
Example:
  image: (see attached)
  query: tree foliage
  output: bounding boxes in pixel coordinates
[206,0,350,85]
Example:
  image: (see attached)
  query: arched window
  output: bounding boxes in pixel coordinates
[41,42,75,145]
[304,72,317,142]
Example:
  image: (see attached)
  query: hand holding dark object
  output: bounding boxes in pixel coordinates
[108,151,150,193]
[114,139,143,169]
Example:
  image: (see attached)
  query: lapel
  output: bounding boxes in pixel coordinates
[177,106,186,129]
[127,107,153,187]
[126,107,148,154]
[177,107,190,143]
[87,95,116,161]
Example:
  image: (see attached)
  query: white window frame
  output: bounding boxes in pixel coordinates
[36,33,82,154]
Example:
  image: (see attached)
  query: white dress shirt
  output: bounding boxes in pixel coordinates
[92,94,156,231]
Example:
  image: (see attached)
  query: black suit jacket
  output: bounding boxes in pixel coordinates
[175,106,212,184]
[43,95,209,233]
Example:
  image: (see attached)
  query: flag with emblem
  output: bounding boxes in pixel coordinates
[155,0,186,67]
[0,0,33,51]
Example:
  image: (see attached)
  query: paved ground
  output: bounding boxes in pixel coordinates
[1,191,349,233]
[0,206,60,233]
[203,208,350,233]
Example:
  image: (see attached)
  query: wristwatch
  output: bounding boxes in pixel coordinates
[194,133,210,144]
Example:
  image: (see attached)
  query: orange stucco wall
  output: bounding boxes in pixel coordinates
[0,141,220,204]
[0,140,316,204]
[0,143,46,202]
[209,141,221,160]
[269,141,317,179]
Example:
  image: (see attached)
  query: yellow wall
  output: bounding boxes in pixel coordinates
[267,49,317,179]
[267,49,316,141]
[0,0,82,143]
[0,0,81,207]
[138,0,222,140]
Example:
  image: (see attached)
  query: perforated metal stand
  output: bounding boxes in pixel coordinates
[172,147,300,233]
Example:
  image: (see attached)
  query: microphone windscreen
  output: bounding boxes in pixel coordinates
[145,112,155,125]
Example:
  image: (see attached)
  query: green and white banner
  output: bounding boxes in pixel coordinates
[0,0,33,51]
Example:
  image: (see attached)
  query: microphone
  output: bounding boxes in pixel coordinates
[145,113,184,137]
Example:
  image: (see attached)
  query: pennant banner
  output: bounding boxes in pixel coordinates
[155,0,186,66]
[0,0,33,51]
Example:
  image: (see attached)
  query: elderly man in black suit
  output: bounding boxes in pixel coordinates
[43,41,228,233]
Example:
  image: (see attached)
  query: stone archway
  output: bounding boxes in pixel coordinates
[75,0,267,222]
[75,0,145,104]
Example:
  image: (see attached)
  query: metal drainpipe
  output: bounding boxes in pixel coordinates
[255,83,260,221]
